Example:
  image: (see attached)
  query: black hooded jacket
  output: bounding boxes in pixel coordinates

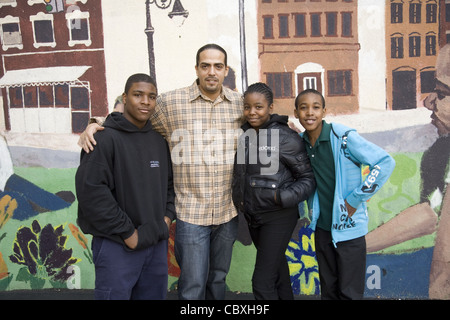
[232,114,315,219]
[75,112,176,250]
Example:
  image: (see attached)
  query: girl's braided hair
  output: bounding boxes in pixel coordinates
[244,82,274,106]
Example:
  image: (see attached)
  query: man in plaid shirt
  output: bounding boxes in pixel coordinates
[79,44,243,300]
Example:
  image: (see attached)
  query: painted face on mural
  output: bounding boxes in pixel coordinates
[294,92,326,139]
[195,49,229,100]
[424,79,450,136]
[122,82,157,129]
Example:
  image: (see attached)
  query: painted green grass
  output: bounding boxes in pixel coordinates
[2,152,433,292]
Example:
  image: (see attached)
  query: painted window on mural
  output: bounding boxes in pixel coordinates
[8,87,22,108]
[263,16,273,39]
[294,13,306,37]
[298,72,322,93]
[328,70,352,96]
[426,3,437,23]
[409,2,421,24]
[71,19,88,40]
[420,70,436,94]
[71,86,90,133]
[1,23,21,46]
[326,12,337,37]
[311,13,321,37]
[279,14,289,38]
[341,12,352,37]
[34,20,54,43]
[66,10,91,47]
[71,86,89,111]
[391,34,404,58]
[39,86,54,107]
[304,77,317,90]
[24,87,38,107]
[55,84,69,108]
[266,72,292,98]
[0,16,23,50]
[391,3,403,24]
[409,34,421,57]
[447,2,450,22]
[30,13,55,48]
[7,85,73,109]
[426,33,437,56]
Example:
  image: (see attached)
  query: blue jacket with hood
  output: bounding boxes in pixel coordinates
[301,122,395,245]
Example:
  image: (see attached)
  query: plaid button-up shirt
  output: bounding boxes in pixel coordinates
[151,81,243,226]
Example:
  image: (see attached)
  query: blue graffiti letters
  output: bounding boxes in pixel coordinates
[362,165,381,194]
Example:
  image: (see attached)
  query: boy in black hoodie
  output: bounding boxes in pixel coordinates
[75,74,176,300]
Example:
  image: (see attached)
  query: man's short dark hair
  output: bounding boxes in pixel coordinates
[124,73,157,94]
[196,44,228,67]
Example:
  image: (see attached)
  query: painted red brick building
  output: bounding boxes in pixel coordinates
[257,0,360,115]
[0,0,108,133]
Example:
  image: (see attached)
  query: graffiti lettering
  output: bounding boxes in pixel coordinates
[362,165,381,194]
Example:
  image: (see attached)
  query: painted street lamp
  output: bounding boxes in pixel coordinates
[145,0,189,83]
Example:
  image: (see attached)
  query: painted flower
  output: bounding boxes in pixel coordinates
[9,220,79,287]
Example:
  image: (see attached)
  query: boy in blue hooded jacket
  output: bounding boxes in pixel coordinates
[294,89,395,300]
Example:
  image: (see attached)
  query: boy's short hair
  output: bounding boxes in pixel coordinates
[196,43,228,67]
[124,73,157,95]
[294,89,326,109]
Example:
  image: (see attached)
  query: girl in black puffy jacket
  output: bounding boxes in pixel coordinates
[232,82,316,300]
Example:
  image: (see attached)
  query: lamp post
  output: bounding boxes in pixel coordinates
[239,0,248,93]
[145,0,189,84]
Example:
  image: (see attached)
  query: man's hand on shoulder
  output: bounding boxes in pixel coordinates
[78,123,104,153]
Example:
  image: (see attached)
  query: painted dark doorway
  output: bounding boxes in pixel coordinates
[392,70,416,110]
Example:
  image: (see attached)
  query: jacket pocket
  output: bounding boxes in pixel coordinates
[249,176,280,212]
[135,220,169,250]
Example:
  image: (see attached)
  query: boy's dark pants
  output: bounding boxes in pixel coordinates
[92,237,168,300]
[314,227,366,300]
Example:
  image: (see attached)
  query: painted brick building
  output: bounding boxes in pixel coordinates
[257,0,360,115]
[0,0,108,133]
[385,0,439,110]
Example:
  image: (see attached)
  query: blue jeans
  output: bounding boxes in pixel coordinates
[174,217,238,300]
[92,237,168,300]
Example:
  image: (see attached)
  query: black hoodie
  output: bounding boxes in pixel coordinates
[75,112,176,250]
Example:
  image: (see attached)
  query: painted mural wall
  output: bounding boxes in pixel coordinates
[0,0,449,299]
